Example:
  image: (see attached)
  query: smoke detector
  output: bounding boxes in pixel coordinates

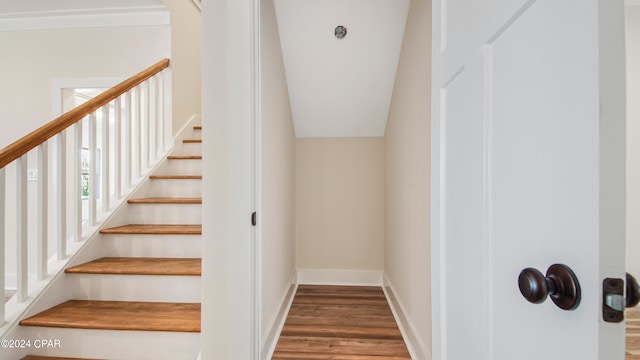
[335,25,347,39]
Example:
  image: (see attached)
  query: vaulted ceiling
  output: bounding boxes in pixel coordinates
[3,0,411,138]
[274,0,410,138]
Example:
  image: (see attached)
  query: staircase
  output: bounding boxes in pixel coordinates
[14,124,203,359]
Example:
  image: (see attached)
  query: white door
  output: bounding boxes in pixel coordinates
[431,1,627,359]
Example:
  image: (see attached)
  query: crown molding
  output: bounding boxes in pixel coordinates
[0,3,169,31]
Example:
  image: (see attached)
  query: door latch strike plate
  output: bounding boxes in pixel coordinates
[603,278,624,323]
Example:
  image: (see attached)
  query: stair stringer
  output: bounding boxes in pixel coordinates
[0,116,203,360]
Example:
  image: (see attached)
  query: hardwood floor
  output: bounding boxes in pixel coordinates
[629,308,640,359]
[272,285,411,359]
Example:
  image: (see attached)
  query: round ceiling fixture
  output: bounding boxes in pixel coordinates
[335,25,347,39]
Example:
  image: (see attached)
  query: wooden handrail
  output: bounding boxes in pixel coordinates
[0,58,170,169]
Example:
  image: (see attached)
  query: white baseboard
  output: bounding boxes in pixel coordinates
[383,273,431,360]
[261,273,298,360]
[297,269,382,286]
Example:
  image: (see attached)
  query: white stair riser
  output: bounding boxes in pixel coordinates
[7,327,200,360]
[127,203,202,224]
[185,127,201,139]
[131,179,202,201]
[172,142,202,155]
[73,274,201,302]
[154,160,202,175]
[102,235,202,258]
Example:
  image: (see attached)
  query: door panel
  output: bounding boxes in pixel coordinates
[432,0,627,359]
[489,3,600,358]
[442,67,486,359]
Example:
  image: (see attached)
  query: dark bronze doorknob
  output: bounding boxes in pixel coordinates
[627,273,640,308]
[518,264,581,310]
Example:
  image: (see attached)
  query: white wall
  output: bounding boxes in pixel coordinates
[0,25,170,286]
[161,0,202,135]
[0,26,170,149]
[296,137,384,274]
[259,0,296,351]
[384,0,431,356]
[627,6,640,278]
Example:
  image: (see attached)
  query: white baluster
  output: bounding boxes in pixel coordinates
[89,113,97,227]
[114,97,122,199]
[124,92,132,191]
[102,104,110,212]
[161,70,171,152]
[143,80,151,170]
[74,121,83,241]
[134,87,142,180]
[16,156,28,302]
[0,167,6,323]
[149,77,157,164]
[57,132,67,258]
[37,144,48,280]
[158,71,167,154]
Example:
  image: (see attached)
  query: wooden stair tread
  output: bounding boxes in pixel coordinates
[19,300,200,332]
[65,257,201,276]
[128,197,202,204]
[22,357,97,360]
[167,155,202,160]
[100,224,201,235]
[193,125,202,130]
[182,139,202,143]
[150,175,202,180]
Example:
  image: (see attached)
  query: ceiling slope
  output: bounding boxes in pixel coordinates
[275,0,410,138]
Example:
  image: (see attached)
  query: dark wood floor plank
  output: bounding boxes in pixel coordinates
[272,352,410,360]
[280,324,403,340]
[292,297,388,306]
[275,336,410,356]
[288,304,392,314]
[284,314,398,328]
[19,300,200,332]
[273,285,410,359]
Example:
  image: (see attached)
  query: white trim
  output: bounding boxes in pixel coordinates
[0,8,169,32]
[252,0,262,358]
[260,274,297,360]
[191,0,202,12]
[383,274,431,360]
[51,77,125,117]
[172,114,201,144]
[297,269,383,286]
